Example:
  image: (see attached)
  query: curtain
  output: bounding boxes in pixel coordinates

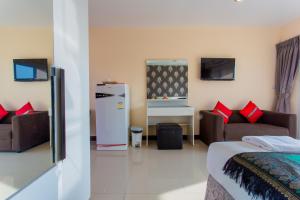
[275,36,300,113]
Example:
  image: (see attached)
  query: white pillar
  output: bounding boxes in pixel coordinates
[53,0,90,199]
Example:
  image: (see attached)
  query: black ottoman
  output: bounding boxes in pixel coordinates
[156,123,183,150]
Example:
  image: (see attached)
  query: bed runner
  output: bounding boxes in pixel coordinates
[223,152,300,200]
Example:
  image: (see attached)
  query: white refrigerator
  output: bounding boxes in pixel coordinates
[95,84,129,150]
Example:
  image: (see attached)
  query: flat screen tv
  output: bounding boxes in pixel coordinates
[13,59,48,81]
[201,58,235,80]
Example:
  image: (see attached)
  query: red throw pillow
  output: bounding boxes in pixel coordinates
[212,101,233,124]
[0,104,8,121]
[16,102,34,116]
[240,101,263,123]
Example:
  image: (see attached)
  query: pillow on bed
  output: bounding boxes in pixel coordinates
[212,101,232,124]
[0,104,8,121]
[240,101,263,123]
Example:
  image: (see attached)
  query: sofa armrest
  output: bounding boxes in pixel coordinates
[261,111,297,138]
[199,111,225,145]
[11,112,50,152]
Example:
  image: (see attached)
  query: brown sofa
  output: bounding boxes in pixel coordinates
[199,110,297,145]
[0,111,50,152]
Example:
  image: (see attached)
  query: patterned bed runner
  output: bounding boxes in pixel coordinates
[223,152,300,200]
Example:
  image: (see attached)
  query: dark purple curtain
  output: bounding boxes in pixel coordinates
[275,36,300,113]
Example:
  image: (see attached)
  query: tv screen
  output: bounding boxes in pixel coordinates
[13,59,48,81]
[201,58,235,80]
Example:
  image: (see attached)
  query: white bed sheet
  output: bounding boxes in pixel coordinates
[207,141,267,200]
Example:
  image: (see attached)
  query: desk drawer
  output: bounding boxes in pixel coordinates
[147,107,194,116]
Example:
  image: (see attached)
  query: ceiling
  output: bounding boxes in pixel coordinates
[0,0,52,27]
[1,0,300,27]
[89,0,300,27]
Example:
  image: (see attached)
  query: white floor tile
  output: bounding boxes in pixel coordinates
[91,194,124,200]
[91,141,208,200]
[125,193,204,200]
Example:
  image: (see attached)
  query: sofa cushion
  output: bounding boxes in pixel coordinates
[0,124,12,151]
[16,102,34,116]
[212,101,232,124]
[240,101,264,123]
[0,124,12,140]
[224,123,289,141]
[0,104,8,121]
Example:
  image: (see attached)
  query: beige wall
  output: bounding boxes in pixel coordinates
[0,27,53,111]
[280,18,300,41]
[90,27,282,136]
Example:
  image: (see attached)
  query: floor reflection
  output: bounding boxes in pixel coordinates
[0,142,52,199]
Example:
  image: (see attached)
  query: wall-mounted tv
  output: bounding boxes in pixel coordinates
[13,59,49,81]
[201,58,235,80]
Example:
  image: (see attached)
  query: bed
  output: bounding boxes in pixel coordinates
[205,141,300,200]
[205,141,267,200]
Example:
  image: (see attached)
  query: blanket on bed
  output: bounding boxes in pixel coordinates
[223,152,300,200]
[242,136,300,152]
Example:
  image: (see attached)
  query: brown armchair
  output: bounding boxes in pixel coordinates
[199,110,297,145]
[0,111,50,152]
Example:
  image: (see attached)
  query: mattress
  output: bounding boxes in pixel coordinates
[207,141,267,200]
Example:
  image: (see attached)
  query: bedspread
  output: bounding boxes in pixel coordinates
[223,152,300,200]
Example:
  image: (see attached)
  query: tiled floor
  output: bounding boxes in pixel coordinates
[91,141,209,200]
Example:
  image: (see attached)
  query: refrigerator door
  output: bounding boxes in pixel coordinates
[96,84,128,150]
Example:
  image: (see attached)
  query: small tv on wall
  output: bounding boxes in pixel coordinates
[201,58,235,80]
[13,59,49,81]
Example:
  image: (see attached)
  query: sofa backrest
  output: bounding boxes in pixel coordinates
[0,111,15,124]
[228,110,248,123]
[204,110,266,124]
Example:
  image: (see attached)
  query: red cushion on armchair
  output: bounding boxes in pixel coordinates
[212,101,233,124]
[16,102,34,116]
[240,101,263,123]
[0,104,8,120]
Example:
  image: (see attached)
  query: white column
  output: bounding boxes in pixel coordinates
[53,0,91,200]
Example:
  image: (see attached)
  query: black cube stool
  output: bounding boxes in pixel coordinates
[156,123,183,150]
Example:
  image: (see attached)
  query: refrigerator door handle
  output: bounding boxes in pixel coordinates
[51,67,66,163]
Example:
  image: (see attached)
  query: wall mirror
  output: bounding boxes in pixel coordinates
[0,0,54,199]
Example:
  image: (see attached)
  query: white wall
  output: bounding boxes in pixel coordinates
[53,0,90,199]
[9,0,90,199]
